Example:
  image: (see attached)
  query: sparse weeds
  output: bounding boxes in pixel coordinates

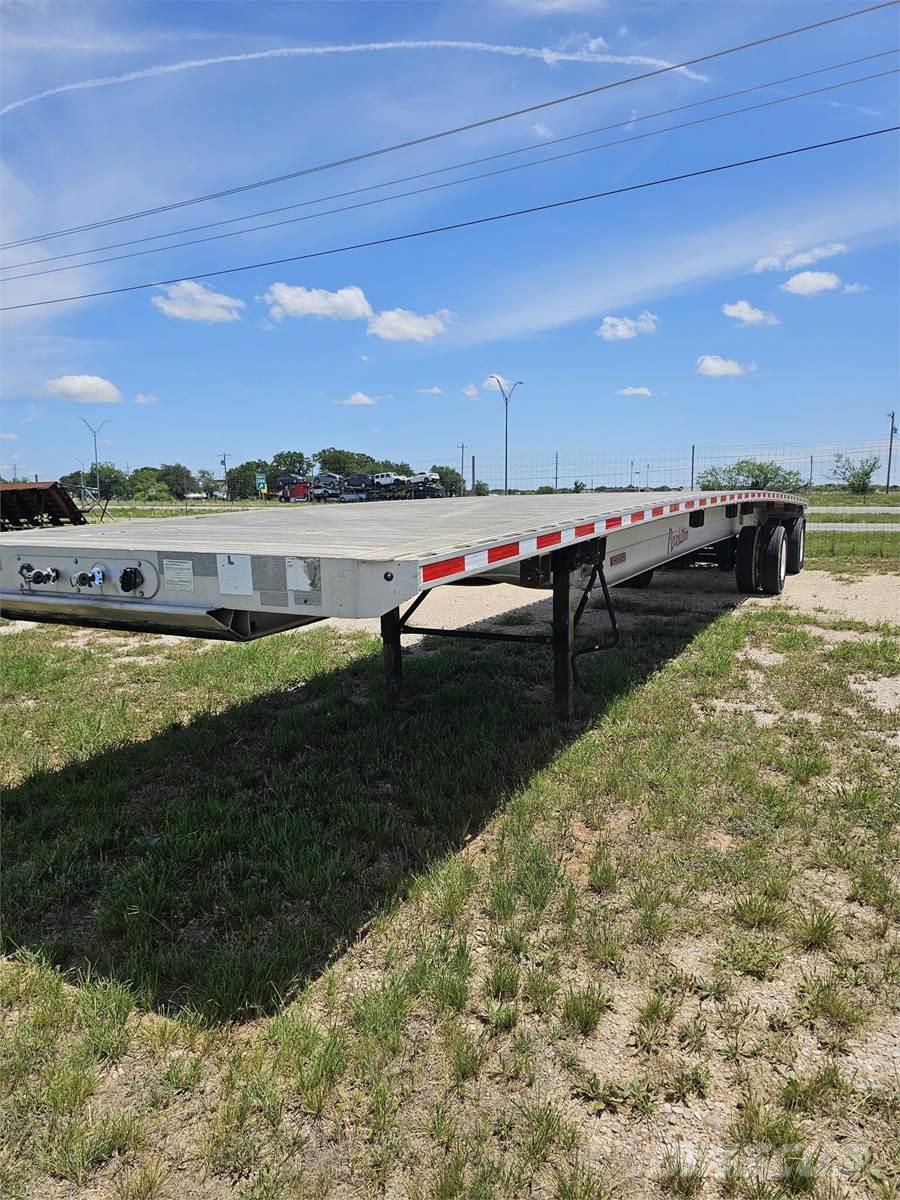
[658,1145,707,1197]
[561,983,612,1036]
[792,902,842,952]
[2,572,897,1197]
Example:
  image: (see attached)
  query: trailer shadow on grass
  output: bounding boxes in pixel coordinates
[3,575,744,1021]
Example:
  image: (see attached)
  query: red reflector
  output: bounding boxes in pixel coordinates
[605,516,622,530]
[699,498,707,506]
[669,504,679,513]
[422,556,466,582]
[631,511,645,523]
[487,541,519,564]
[537,531,562,549]
[685,500,695,508]
[651,506,664,517]
[575,523,595,537]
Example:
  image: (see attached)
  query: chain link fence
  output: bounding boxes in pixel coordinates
[409,440,893,493]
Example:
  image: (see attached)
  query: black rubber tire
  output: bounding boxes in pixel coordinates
[760,525,787,595]
[715,537,738,573]
[735,527,760,593]
[620,569,654,589]
[786,518,805,574]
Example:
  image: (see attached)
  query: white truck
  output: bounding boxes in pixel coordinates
[0,490,805,718]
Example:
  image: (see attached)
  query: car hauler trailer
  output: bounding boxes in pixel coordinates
[0,491,806,719]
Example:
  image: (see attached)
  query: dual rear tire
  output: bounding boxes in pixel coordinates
[736,524,790,595]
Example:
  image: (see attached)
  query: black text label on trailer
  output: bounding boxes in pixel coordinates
[667,527,689,554]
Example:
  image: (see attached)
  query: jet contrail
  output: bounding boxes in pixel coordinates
[0,40,707,117]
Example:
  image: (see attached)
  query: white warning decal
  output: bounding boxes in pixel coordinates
[163,559,194,592]
[216,553,254,596]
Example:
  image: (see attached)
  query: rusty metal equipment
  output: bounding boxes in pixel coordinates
[0,481,88,533]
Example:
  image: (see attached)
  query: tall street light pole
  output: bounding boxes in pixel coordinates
[79,417,109,496]
[490,376,523,495]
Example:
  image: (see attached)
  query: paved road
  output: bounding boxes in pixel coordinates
[807,505,899,514]
[808,522,900,532]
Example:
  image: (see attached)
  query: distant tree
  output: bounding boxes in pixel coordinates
[472,480,490,496]
[832,452,881,495]
[431,464,464,496]
[373,458,413,475]
[59,461,129,499]
[695,458,804,492]
[536,485,555,495]
[227,459,274,500]
[157,463,198,499]
[573,479,587,493]
[197,469,219,498]
[129,466,160,495]
[133,481,174,503]
[315,448,376,476]
[271,450,312,478]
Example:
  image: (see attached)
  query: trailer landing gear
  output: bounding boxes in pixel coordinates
[380,540,618,720]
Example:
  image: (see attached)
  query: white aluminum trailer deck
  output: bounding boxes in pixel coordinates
[0,490,806,717]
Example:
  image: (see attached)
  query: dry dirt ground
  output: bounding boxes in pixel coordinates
[328,568,900,641]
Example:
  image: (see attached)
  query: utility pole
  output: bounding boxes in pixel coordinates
[458,442,466,496]
[79,417,109,496]
[690,444,695,490]
[809,454,814,489]
[887,410,897,493]
[490,376,523,495]
[471,454,475,493]
[554,451,559,492]
[630,459,635,488]
[220,452,230,500]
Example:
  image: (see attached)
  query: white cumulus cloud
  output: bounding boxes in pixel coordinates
[152,280,244,323]
[596,310,657,341]
[417,386,444,395]
[785,242,847,269]
[780,271,842,296]
[462,383,479,398]
[337,391,378,406]
[367,307,450,342]
[754,242,847,272]
[696,355,755,378]
[617,386,652,396]
[46,374,123,403]
[532,122,553,139]
[722,299,779,326]
[0,432,20,440]
[134,393,159,405]
[843,282,870,294]
[263,283,372,322]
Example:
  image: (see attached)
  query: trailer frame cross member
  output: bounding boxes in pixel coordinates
[379,538,617,720]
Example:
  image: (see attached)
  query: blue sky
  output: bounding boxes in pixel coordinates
[1,0,898,487]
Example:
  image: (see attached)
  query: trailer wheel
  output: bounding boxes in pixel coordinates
[786,518,805,574]
[715,537,737,572]
[760,525,787,595]
[735,527,760,593]
[620,569,654,589]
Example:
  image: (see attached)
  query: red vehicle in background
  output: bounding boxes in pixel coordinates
[276,474,311,503]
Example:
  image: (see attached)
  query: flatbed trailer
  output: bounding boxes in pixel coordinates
[0,490,806,718]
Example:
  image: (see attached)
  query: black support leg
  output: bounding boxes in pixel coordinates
[551,547,577,721]
[381,606,403,701]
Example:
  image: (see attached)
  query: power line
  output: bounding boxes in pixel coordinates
[2,0,895,251]
[3,127,895,314]
[5,51,897,274]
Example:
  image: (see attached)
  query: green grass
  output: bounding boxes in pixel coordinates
[807,511,900,524]
[806,488,900,507]
[1,592,897,1197]
[805,529,900,562]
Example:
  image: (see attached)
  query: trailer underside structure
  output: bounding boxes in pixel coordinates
[0,491,806,718]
